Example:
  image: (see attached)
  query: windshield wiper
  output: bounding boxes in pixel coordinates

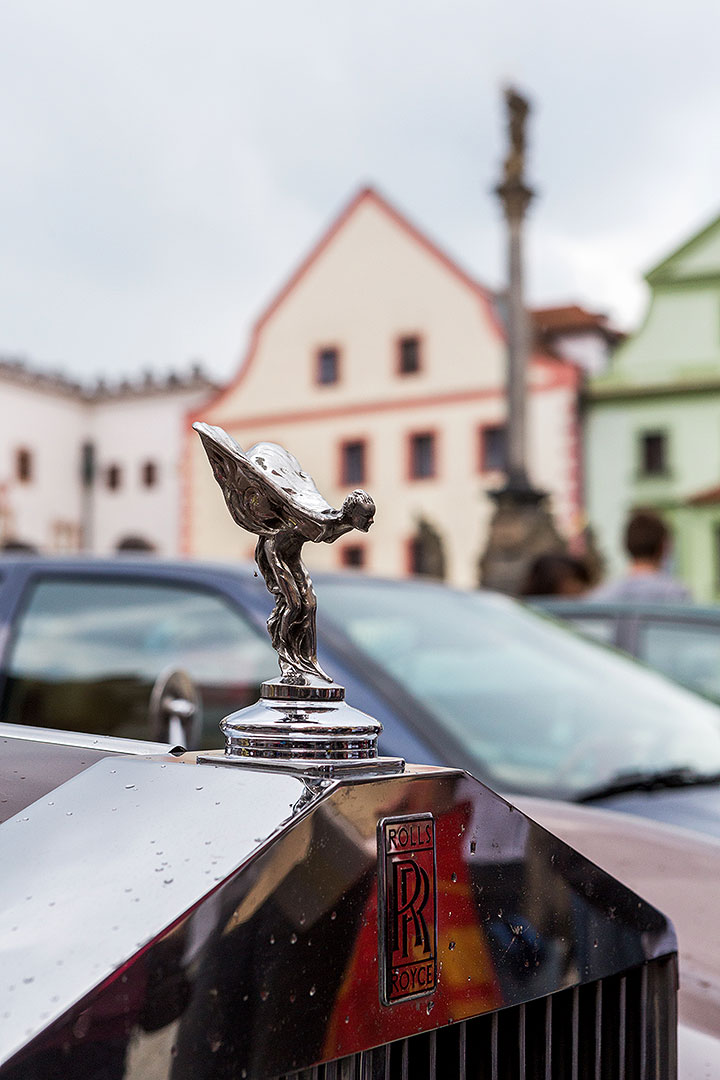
[577,766,720,803]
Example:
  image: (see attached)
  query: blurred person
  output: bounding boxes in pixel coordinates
[592,509,691,603]
[521,553,591,597]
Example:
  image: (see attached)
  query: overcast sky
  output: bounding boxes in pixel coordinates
[1,0,719,382]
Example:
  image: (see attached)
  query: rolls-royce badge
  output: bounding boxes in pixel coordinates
[378,813,437,1005]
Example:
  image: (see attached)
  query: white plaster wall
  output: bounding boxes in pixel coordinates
[187,194,580,585]
[204,195,507,424]
[0,381,87,549]
[89,387,213,555]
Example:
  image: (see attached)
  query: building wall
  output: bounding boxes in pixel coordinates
[586,391,720,596]
[606,285,720,385]
[0,380,87,549]
[585,213,720,599]
[187,191,581,588]
[0,367,215,556]
[88,387,213,554]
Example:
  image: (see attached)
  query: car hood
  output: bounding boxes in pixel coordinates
[516,796,720,1043]
[586,782,720,839]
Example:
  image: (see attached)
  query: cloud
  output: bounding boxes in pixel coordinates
[0,0,718,376]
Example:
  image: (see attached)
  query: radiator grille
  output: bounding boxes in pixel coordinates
[278,955,677,1080]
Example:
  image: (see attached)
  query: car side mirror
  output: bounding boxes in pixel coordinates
[148,668,202,748]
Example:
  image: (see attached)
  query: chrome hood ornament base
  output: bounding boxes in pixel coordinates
[193,423,404,776]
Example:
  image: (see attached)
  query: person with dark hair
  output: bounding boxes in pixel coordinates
[521,553,592,597]
[592,509,691,602]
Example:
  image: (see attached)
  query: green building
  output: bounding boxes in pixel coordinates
[586,212,720,601]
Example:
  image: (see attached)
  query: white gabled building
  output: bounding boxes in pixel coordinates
[0,360,217,555]
[185,187,583,588]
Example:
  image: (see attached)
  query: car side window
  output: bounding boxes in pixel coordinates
[2,577,277,746]
[637,621,720,704]
[562,616,617,646]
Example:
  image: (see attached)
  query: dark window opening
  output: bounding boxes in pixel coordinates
[341,441,366,485]
[408,519,446,579]
[142,461,158,488]
[480,425,507,472]
[341,545,365,569]
[409,433,436,480]
[398,336,421,375]
[640,432,667,476]
[316,347,339,385]
[16,448,33,483]
[106,464,122,491]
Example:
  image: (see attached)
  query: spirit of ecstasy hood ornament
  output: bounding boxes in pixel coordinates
[194,423,401,776]
[193,422,375,683]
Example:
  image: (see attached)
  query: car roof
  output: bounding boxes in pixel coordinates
[535,598,720,620]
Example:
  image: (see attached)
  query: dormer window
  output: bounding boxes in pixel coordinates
[316,347,340,385]
[398,336,421,375]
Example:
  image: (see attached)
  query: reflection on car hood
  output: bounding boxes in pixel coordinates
[516,795,720,1042]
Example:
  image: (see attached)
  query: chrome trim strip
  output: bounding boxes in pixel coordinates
[0,721,180,756]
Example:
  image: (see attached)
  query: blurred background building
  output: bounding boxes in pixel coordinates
[0,361,217,554]
[184,187,593,587]
[585,211,720,602]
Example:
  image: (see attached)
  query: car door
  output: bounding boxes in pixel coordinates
[0,572,278,746]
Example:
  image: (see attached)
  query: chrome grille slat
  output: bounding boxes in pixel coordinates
[458,1019,467,1080]
[594,981,602,1080]
[279,955,676,1080]
[619,975,627,1080]
[519,1001,527,1079]
[545,994,553,1080]
[640,962,648,1080]
[491,1010,499,1080]
[572,984,580,1080]
[428,1028,437,1080]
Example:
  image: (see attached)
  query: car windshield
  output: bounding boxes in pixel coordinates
[318,579,720,799]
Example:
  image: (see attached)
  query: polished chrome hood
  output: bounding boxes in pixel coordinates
[0,749,676,1078]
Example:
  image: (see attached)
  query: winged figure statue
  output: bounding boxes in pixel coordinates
[193,422,375,683]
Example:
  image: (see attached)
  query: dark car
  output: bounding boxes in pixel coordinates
[5,556,720,839]
[533,599,720,705]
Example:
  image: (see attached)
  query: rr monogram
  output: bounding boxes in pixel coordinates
[378,814,437,1005]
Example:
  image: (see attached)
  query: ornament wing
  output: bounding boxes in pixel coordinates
[193,424,334,539]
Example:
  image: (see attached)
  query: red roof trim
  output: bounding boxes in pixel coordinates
[686,484,720,506]
[191,366,577,435]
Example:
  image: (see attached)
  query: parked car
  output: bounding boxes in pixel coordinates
[4,557,720,837]
[0,694,684,1078]
[533,598,720,705]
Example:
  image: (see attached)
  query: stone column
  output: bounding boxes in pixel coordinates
[479,88,564,594]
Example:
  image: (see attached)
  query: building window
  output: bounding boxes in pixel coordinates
[341,544,366,569]
[398,336,421,375]
[141,461,158,488]
[409,433,436,480]
[480,425,507,472]
[340,440,366,485]
[16,448,33,483]
[316,347,339,385]
[106,464,122,491]
[639,431,667,476]
[407,519,446,579]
